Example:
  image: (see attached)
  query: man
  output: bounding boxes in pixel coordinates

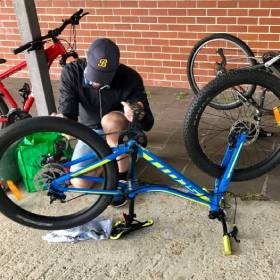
[58,38,154,206]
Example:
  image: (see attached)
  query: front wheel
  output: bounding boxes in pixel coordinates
[0,117,118,230]
[187,33,257,110]
[184,69,280,181]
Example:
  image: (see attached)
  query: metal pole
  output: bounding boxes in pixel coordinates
[13,0,56,115]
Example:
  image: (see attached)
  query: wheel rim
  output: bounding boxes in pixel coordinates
[0,130,108,219]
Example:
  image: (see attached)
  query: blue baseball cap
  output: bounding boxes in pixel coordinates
[85,38,120,85]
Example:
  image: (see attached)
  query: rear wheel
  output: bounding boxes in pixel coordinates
[184,69,280,181]
[0,116,118,230]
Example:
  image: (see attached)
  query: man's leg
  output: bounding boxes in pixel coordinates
[70,139,102,188]
[101,111,129,173]
[101,112,129,207]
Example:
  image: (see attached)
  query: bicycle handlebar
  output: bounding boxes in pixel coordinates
[13,9,88,54]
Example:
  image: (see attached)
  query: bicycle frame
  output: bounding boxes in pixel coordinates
[50,132,247,213]
[0,41,67,123]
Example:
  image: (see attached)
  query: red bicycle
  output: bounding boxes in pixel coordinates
[0,9,88,129]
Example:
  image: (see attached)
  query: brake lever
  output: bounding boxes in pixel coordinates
[27,41,44,53]
[81,12,89,18]
[59,51,79,67]
[71,11,89,25]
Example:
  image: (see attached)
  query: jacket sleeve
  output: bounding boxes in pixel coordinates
[58,64,79,121]
[126,74,154,131]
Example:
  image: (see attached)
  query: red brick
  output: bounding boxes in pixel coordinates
[217,17,236,24]
[142,31,160,38]
[103,15,122,22]
[139,17,157,23]
[260,17,280,25]
[207,9,227,16]
[138,1,158,8]
[122,16,139,23]
[168,25,187,32]
[227,25,248,33]
[250,41,269,49]
[187,9,207,16]
[197,1,217,8]
[153,53,171,60]
[268,42,280,49]
[218,1,238,8]
[177,1,196,8]
[260,1,280,8]
[239,33,258,41]
[131,24,150,31]
[270,26,280,33]
[121,1,138,8]
[239,1,260,8]
[248,26,269,33]
[249,9,269,16]
[167,9,187,16]
[188,25,207,32]
[271,9,280,16]
[158,1,176,8]
[159,32,178,39]
[259,33,280,41]
[150,24,168,31]
[177,17,196,24]
[206,25,227,32]
[228,9,248,16]
[113,9,131,16]
[158,17,177,24]
[151,39,168,45]
[133,38,152,45]
[149,9,168,16]
[197,17,216,24]
[238,17,258,25]
[162,46,180,53]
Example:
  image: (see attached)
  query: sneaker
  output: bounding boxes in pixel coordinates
[110,195,128,208]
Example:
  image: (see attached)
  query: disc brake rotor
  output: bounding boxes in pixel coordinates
[229,118,260,146]
[33,163,66,191]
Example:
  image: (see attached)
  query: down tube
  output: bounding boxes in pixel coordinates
[138,145,211,201]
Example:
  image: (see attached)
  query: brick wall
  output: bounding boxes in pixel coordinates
[0,0,280,89]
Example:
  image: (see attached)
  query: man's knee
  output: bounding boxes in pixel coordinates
[101,112,128,131]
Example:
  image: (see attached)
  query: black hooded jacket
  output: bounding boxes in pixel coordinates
[58,58,154,131]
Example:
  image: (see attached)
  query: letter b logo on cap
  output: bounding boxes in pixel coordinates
[98,58,108,68]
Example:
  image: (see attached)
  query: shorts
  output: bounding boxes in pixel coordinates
[70,129,104,172]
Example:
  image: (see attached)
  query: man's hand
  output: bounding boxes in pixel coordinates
[121,101,144,122]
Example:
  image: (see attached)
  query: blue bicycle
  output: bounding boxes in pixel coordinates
[0,112,246,255]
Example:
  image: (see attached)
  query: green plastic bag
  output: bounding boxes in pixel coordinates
[17,132,72,192]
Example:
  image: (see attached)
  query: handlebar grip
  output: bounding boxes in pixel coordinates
[13,42,32,54]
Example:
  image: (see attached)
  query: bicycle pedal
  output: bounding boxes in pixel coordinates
[110,219,153,240]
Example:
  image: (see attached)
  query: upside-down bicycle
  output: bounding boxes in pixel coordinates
[0,105,248,255]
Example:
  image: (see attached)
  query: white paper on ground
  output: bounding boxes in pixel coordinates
[42,217,112,243]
